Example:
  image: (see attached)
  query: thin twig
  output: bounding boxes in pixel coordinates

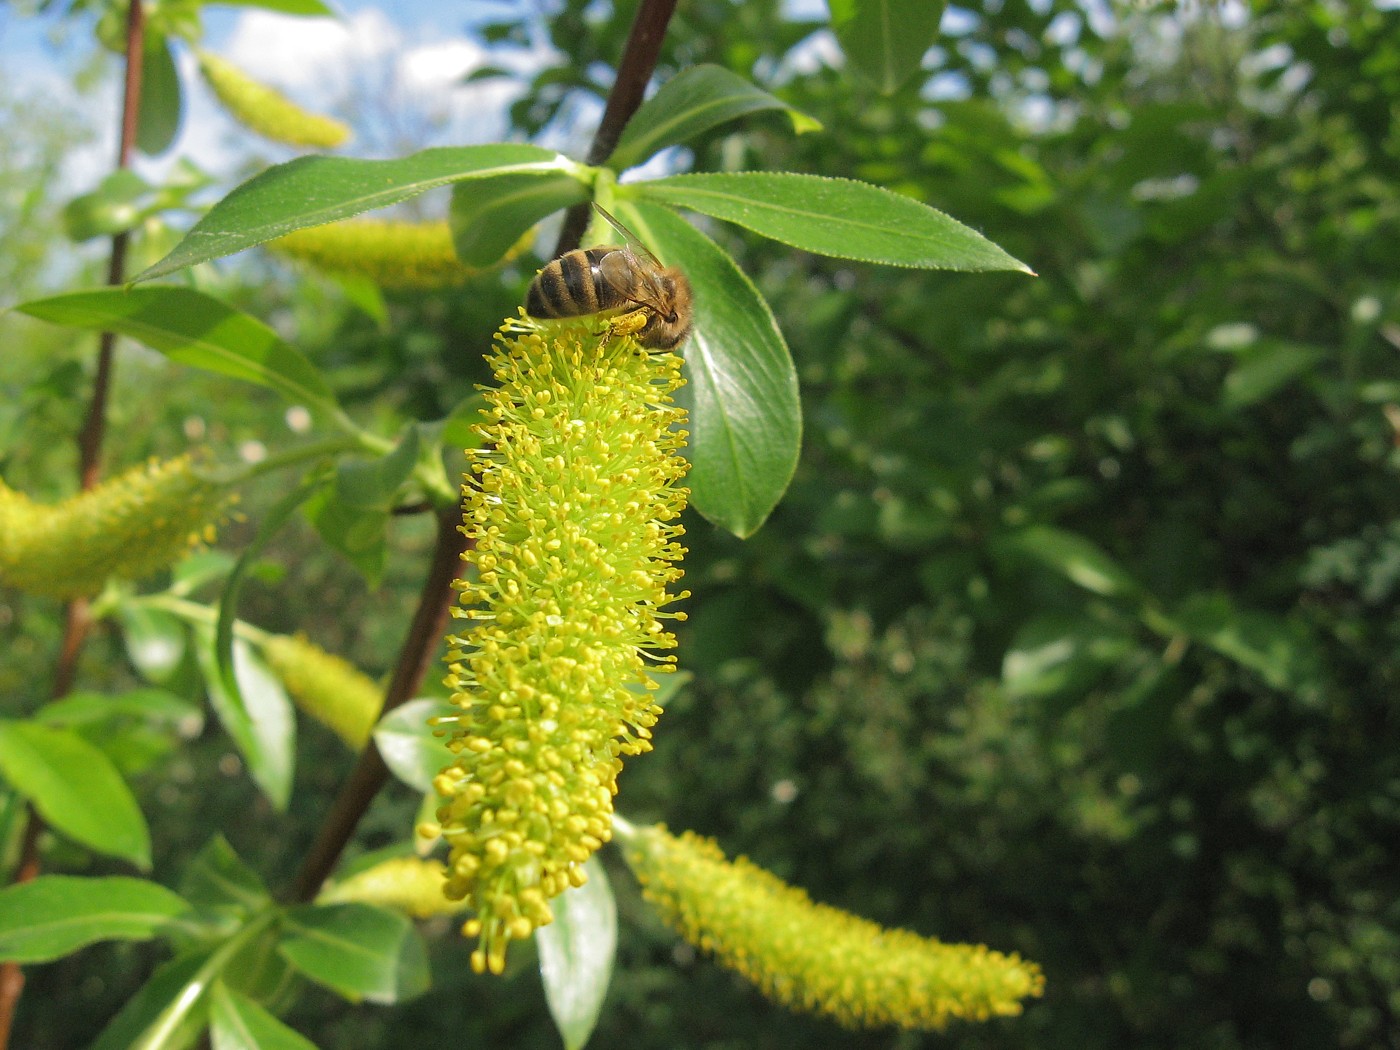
[0,6,147,1046]
[288,507,469,903]
[553,0,680,257]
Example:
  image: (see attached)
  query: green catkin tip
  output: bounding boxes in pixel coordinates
[434,316,689,975]
[622,824,1046,1031]
[198,50,351,149]
[267,220,514,290]
[262,632,383,749]
[0,455,231,600]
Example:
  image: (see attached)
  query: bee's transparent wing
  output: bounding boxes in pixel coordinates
[593,204,666,270]
[593,205,671,309]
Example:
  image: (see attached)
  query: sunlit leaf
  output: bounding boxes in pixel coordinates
[640,172,1030,272]
[0,720,151,868]
[538,856,617,1050]
[828,0,947,93]
[618,201,800,537]
[0,876,188,963]
[136,145,570,281]
[279,903,430,1005]
[610,65,818,171]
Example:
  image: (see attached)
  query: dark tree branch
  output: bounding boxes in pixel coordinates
[288,507,469,903]
[553,0,680,257]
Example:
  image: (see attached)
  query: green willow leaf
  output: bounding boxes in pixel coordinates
[0,720,151,868]
[640,172,1031,272]
[279,903,430,1005]
[196,632,296,813]
[449,172,586,266]
[619,201,800,538]
[137,33,184,156]
[135,144,572,280]
[16,287,340,422]
[0,876,189,963]
[118,605,188,684]
[180,836,271,915]
[828,0,947,94]
[538,857,618,1050]
[90,948,213,1050]
[373,698,458,794]
[609,65,819,172]
[210,983,320,1050]
[998,525,1141,599]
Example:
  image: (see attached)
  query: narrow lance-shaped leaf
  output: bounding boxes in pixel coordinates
[210,982,321,1050]
[196,630,296,813]
[450,173,586,267]
[135,144,575,281]
[997,525,1141,599]
[16,287,341,423]
[0,720,151,868]
[137,33,184,156]
[640,171,1032,272]
[538,856,618,1050]
[0,876,189,963]
[89,949,214,1050]
[828,0,948,94]
[180,835,271,915]
[374,699,458,794]
[609,64,819,172]
[619,201,800,538]
[279,903,431,1005]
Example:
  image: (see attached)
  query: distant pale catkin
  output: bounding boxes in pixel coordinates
[432,316,689,975]
[319,857,467,919]
[0,456,229,600]
[262,633,383,749]
[622,824,1045,1031]
[197,51,350,149]
[268,220,521,290]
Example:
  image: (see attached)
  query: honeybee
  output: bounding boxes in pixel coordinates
[526,205,693,351]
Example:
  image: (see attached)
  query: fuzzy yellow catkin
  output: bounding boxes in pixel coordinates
[267,220,520,290]
[431,315,690,976]
[261,633,384,749]
[197,51,350,149]
[0,456,229,600]
[319,857,468,919]
[622,824,1046,1031]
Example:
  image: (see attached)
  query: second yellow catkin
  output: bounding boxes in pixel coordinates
[261,633,383,749]
[198,51,350,149]
[621,824,1045,1031]
[267,220,522,290]
[0,456,229,600]
[319,857,467,919]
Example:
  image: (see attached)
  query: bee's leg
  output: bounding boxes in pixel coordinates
[601,308,650,343]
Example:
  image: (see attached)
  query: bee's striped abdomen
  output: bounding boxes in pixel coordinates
[527,247,615,318]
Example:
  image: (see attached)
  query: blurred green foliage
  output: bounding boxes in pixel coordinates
[4,0,1399,1047]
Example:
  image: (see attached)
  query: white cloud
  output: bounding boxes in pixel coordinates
[213,8,537,150]
[223,8,396,97]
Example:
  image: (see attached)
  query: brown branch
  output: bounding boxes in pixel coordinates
[553,0,680,257]
[288,506,468,903]
[0,6,147,1046]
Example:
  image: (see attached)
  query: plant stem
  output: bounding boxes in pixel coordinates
[288,505,468,902]
[553,0,680,256]
[0,5,147,1048]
